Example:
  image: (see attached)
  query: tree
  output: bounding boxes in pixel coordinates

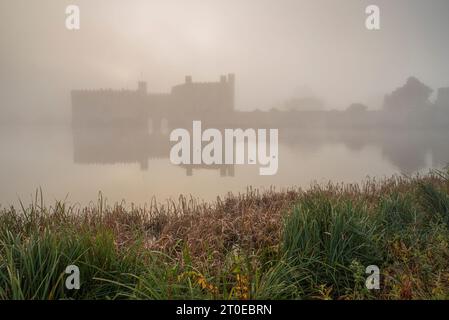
[346,103,368,113]
[383,77,433,111]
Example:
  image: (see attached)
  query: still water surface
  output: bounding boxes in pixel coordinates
[0,126,447,207]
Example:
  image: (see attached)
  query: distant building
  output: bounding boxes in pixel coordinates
[435,87,449,108]
[346,103,368,113]
[71,74,235,128]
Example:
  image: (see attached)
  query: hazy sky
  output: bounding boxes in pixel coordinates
[1,0,449,121]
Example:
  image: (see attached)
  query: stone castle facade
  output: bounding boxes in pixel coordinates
[71,74,235,127]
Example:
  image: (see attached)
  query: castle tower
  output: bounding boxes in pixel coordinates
[227,73,235,111]
[137,81,147,94]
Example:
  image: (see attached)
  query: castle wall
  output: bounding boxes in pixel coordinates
[170,74,235,114]
[71,74,235,128]
[436,87,449,108]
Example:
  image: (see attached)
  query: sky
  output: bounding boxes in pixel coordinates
[1,0,449,121]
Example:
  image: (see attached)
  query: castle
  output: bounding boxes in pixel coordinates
[71,74,235,129]
[71,74,236,174]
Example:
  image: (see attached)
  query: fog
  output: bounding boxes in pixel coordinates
[1,0,449,205]
[2,0,449,123]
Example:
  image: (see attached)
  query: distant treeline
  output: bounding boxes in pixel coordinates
[232,76,449,130]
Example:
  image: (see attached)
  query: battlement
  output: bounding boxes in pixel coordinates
[72,89,143,95]
[72,74,235,98]
[71,74,236,127]
[170,74,235,113]
[180,74,235,85]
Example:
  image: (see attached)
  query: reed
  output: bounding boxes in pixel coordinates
[0,168,448,299]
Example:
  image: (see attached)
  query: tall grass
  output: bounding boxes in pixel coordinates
[0,228,146,299]
[281,195,381,298]
[1,169,449,299]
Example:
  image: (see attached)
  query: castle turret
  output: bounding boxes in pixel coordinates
[227,73,235,85]
[227,73,235,111]
[137,81,147,94]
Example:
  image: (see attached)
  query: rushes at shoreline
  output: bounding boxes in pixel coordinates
[1,169,449,299]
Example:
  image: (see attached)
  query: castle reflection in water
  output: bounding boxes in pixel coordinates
[71,75,449,176]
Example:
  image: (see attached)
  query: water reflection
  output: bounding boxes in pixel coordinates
[6,75,448,205]
[72,124,449,177]
[71,76,449,177]
[281,128,449,174]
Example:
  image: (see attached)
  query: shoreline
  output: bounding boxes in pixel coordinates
[1,170,448,300]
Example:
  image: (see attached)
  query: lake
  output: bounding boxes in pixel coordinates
[0,125,448,207]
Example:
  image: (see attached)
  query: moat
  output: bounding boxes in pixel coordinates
[0,124,447,206]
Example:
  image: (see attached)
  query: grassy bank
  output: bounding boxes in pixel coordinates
[1,169,449,300]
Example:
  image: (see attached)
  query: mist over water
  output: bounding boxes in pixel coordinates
[1,0,449,206]
[0,120,447,207]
